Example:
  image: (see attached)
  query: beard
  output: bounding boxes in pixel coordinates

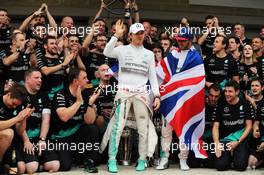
[97,46,105,52]
[47,48,58,56]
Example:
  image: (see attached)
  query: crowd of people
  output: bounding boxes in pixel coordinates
[0,1,264,174]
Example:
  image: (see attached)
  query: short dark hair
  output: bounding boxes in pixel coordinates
[205,15,214,21]
[0,8,8,13]
[225,80,240,91]
[93,18,106,24]
[228,36,240,45]
[160,38,172,44]
[208,83,221,92]
[68,34,80,43]
[68,67,86,84]
[251,77,264,86]
[8,84,28,103]
[24,68,40,80]
[252,36,263,43]
[111,21,116,27]
[151,43,164,57]
[95,34,107,41]
[67,34,79,39]
[44,35,56,45]
[234,23,245,28]
[216,35,228,46]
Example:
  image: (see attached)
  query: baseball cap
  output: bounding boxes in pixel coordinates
[175,27,194,41]
[129,23,145,34]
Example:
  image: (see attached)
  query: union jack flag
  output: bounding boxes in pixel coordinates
[107,64,119,80]
[156,47,207,158]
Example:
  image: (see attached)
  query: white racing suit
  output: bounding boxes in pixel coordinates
[100,91,158,160]
[101,35,160,161]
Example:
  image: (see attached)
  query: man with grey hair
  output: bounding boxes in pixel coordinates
[233,23,251,50]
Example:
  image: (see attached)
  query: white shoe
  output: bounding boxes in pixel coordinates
[155,157,169,170]
[180,159,190,171]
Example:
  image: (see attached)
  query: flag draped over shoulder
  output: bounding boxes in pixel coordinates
[156,47,207,158]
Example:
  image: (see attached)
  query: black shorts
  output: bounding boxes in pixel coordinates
[16,138,58,164]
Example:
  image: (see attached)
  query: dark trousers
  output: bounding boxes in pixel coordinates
[187,148,215,168]
[53,124,100,171]
[214,142,249,171]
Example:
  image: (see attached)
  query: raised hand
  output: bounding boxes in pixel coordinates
[0,15,10,28]
[63,52,75,66]
[25,38,36,54]
[16,105,35,122]
[33,10,43,17]
[18,39,29,52]
[114,19,125,39]
[76,85,83,104]
[250,67,258,75]
[40,3,48,12]
[213,17,219,27]
[89,87,101,106]
[131,1,138,11]
[100,0,107,9]
[4,79,14,92]
[63,35,69,49]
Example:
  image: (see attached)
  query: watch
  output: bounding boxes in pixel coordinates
[39,137,46,141]
[61,64,65,70]
[88,103,93,108]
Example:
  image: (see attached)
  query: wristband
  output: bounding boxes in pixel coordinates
[88,104,93,108]
[39,137,46,141]
[113,35,120,40]
[61,64,65,69]
[61,64,68,70]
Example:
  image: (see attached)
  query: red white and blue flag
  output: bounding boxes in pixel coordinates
[107,64,119,80]
[156,47,207,158]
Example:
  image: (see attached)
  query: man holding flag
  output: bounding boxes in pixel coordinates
[156,27,207,170]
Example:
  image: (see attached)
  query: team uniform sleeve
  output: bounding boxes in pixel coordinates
[244,101,255,120]
[229,58,239,77]
[212,104,221,122]
[42,93,52,115]
[53,92,67,109]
